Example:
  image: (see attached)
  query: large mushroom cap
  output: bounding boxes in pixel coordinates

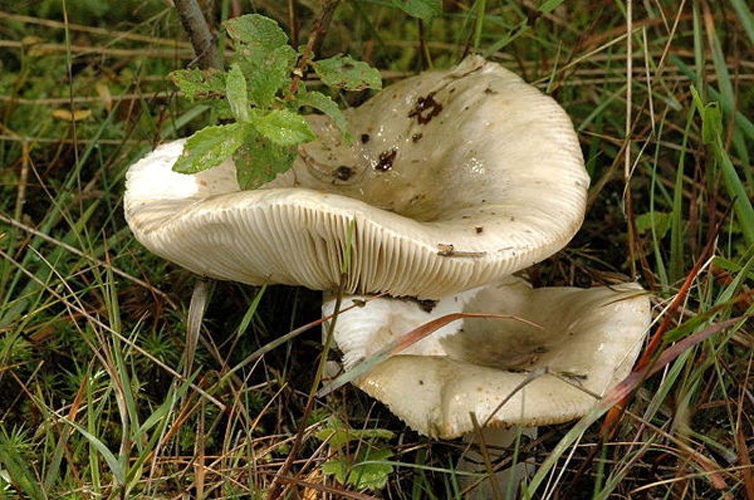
[125,56,588,298]
[325,277,651,439]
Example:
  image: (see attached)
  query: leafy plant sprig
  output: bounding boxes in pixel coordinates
[169,14,382,190]
[315,417,395,490]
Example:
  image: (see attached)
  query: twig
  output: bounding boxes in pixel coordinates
[623,0,637,278]
[289,0,341,95]
[173,0,222,69]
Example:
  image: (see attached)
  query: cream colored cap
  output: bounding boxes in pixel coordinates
[125,56,588,298]
[325,277,651,438]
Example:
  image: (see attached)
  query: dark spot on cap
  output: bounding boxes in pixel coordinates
[475,226,484,234]
[360,133,370,144]
[334,165,355,181]
[408,92,443,125]
[484,87,498,94]
[417,298,438,313]
[375,148,397,171]
[411,133,423,142]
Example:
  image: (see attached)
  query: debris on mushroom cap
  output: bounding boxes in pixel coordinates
[324,277,651,439]
[124,55,589,298]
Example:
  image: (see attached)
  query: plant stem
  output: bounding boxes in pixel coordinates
[173,0,222,69]
[290,0,341,95]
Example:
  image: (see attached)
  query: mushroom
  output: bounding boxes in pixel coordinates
[124,55,588,299]
[324,277,650,438]
[124,56,603,495]
[323,276,651,496]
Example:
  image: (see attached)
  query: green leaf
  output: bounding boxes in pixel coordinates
[392,0,442,21]
[717,143,754,247]
[226,63,249,122]
[224,14,289,52]
[251,109,315,146]
[315,417,395,453]
[233,129,297,190]
[296,90,351,139]
[702,101,722,145]
[315,423,394,450]
[690,85,754,247]
[730,0,754,46]
[635,212,672,240]
[172,123,245,174]
[169,68,226,101]
[312,55,382,91]
[321,447,394,490]
[689,85,722,145]
[57,417,126,485]
[321,456,350,485]
[349,447,394,490]
[224,15,297,107]
[240,44,298,107]
[538,0,567,15]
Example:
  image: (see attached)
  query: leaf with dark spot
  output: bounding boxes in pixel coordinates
[312,55,382,91]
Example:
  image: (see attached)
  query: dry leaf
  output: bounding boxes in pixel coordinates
[52,109,92,122]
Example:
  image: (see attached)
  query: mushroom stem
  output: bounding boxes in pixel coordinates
[459,426,537,499]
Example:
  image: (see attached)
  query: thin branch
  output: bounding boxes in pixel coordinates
[173,0,222,69]
[289,0,341,94]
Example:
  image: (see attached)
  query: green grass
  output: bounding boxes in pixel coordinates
[1,1,753,498]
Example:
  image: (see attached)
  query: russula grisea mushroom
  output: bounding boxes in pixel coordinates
[324,277,651,439]
[323,276,650,497]
[124,56,612,495]
[124,55,588,299]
